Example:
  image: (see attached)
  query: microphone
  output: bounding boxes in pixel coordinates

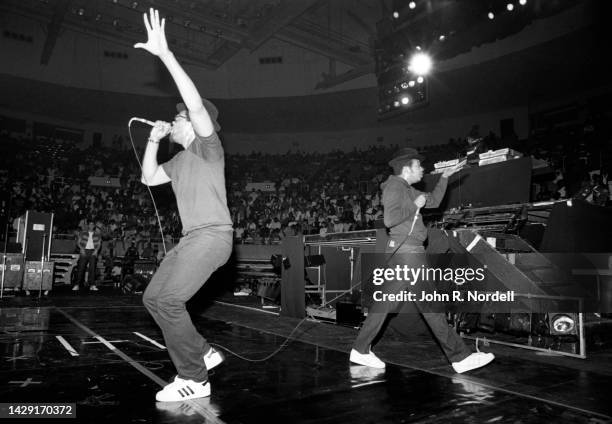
[130,117,157,126]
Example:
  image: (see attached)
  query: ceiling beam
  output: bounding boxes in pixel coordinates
[245,0,322,51]
[204,0,323,68]
[276,25,372,67]
[346,10,376,39]
[205,40,243,68]
[315,63,375,89]
[0,2,218,69]
[40,0,71,65]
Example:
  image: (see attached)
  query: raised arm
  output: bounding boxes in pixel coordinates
[134,8,214,138]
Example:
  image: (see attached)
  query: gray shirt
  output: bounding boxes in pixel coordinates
[162,132,232,234]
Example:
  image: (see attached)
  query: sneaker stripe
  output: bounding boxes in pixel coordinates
[186,386,195,395]
[177,388,186,397]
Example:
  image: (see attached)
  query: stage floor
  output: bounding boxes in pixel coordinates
[0,292,611,423]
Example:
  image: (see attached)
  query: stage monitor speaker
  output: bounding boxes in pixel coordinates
[23,261,54,291]
[0,253,25,289]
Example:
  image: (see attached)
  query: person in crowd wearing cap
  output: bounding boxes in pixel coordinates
[350,147,495,373]
[135,8,232,402]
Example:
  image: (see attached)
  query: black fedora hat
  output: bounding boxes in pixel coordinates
[388,147,424,169]
[176,98,221,132]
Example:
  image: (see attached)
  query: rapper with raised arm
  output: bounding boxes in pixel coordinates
[135,8,232,402]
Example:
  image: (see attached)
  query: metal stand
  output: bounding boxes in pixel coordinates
[0,194,11,300]
[38,233,46,300]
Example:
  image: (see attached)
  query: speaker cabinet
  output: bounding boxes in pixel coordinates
[0,253,24,289]
[23,261,54,291]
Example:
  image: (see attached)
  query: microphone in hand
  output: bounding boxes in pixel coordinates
[149,120,172,142]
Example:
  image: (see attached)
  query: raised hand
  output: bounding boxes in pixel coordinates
[134,8,169,57]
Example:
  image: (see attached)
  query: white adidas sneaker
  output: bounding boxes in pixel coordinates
[203,347,225,371]
[349,349,386,369]
[451,352,495,374]
[155,376,211,402]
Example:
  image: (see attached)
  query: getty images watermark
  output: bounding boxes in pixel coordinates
[371,264,515,303]
[361,252,609,314]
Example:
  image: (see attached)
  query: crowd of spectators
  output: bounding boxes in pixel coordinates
[0,113,610,255]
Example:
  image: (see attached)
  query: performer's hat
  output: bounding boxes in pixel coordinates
[176,98,221,132]
[388,147,424,173]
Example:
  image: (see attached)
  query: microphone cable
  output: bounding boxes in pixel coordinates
[127,118,168,256]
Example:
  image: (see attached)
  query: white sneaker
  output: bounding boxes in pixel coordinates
[72,285,80,291]
[452,352,495,374]
[155,376,211,402]
[349,348,386,369]
[203,347,225,370]
[89,285,98,291]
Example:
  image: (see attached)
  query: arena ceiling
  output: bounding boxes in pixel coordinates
[0,0,376,77]
[0,0,594,90]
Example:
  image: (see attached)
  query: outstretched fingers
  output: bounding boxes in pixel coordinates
[143,12,152,33]
[154,8,160,30]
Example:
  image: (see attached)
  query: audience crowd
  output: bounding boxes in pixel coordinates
[0,115,609,261]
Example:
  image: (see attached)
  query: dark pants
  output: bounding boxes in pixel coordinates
[353,242,471,363]
[143,227,232,382]
[76,249,97,286]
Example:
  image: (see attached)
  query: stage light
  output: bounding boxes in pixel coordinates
[409,53,432,76]
[507,3,514,11]
[550,314,576,335]
[417,76,424,83]
[131,1,138,8]
[400,82,409,89]
[439,34,445,41]
[393,100,400,107]
[488,12,495,19]
[519,0,527,4]
[415,45,422,51]
[392,11,399,18]
[77,8,84,16]
[409,1,416,9]
[401,96,410,105]
[408,80,415,87]
[95,13,102,21]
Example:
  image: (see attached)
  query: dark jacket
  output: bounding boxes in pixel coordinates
[381,175,448,244]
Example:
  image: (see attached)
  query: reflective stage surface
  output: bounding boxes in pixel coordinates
[0,293,610,423]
